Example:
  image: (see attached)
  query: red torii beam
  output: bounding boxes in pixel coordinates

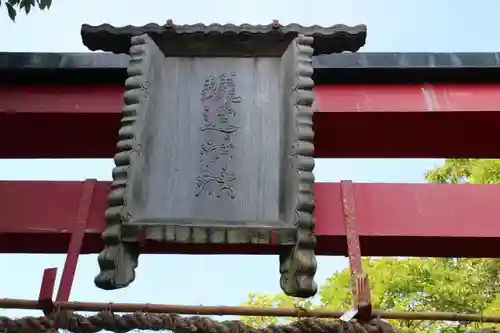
[2,83,500,158]
[2,180,500,258]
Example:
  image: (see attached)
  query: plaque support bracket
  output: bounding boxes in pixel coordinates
[340,180,372,322]
[37,179,96,314]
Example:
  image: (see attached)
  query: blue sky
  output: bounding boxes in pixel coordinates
[0,0,493,319]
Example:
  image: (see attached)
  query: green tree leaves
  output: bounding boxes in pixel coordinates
[425,159,500,184]
[241,159,500,332]
[242,258,500,332]
[1,0,52,21]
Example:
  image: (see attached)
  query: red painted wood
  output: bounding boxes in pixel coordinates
[2,84,500,158]
[38,268,56,302]
[38,267,57,314]
[55,179,96,302]
[0,85,121,114]
[315,84,500,112]
[1,180,499,258]
[340,180,372,317]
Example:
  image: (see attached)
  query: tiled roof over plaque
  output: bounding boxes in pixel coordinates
[81,21,367,57]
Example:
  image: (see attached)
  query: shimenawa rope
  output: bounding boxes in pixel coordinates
[0,311,398,333]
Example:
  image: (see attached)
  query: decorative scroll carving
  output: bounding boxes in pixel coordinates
[195,73,241,199]
[278,35,318,298]
[94,34,155,290]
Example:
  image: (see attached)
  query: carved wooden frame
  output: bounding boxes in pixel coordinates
[82,22,366,298]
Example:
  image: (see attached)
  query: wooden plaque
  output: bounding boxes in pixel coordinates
[81,22,366,298]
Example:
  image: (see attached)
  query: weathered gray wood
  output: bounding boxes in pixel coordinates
[128,57,282,225]
[96,34,161,291]
[96,33,317,298]
[81,22,367,57]
[277,36,317,298]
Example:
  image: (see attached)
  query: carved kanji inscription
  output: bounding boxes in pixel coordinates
[196,73,242,199]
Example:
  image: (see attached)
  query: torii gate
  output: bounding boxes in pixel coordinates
[2,21,500,330]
